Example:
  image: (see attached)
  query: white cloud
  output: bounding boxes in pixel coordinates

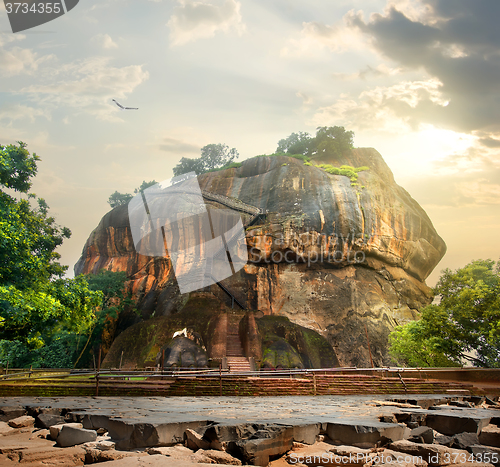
[311,78,448,133]
[0,33,26,47]
[21,57,149,100]
[280,19,368,58]
[332,64,403,81]
[91,34,118,49]
[168,0,245,46]
[16,57,148,122]
[296,92,312,106]
[0,46,54,77]
[0,104,50,123]
[383,0,434,24]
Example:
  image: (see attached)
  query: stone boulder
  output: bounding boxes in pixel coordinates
[56,425,97,447]
[76,148,446,367]
[252,315,339,369]
[425,413,491,436]
[8,415,34,428]
[161,336,208,368]
[50,422,83,440]
[326,421,409,448]
[480,425,500,448]
[36,413,66,429]
[408,426,434,444]
[0,406,26,422]
[0,421,14,435]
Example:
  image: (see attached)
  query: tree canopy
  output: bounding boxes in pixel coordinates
[275,126,354,159]
[309,126,355,159]
[107,180,157,208]
[389,259,500,368]
[73,269,131,368]
[276,132,313,156]
[1,142,73,290]
[172,143,239,177]
[0,142,106,368]
[108,191,133,208]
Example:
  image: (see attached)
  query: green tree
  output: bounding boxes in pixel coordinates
[308,126,355,159]
[107,191,133,208]
[276,132,312,155]
[134,180,157,194]
[108,180,159,208]
[0,142,101,367]
[389,321,459,367]
[172,157,203,177]
[172,143,239,177]
[389,259,500,368]
[73,269,131,367]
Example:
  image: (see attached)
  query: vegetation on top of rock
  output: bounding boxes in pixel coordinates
[107,180,157,208]
[173,143,239,177]
[275,126,355,160]
[389,259,500,368]
[276,131,312,155]
[309,163,369,183]
[205,161,242,172]
[255,152,311,162]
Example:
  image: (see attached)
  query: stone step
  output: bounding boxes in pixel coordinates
[226,326,245,357]
[227,356,251,373]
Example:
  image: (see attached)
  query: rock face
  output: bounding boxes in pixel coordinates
[76,148,446,367]
[161,336,208,369]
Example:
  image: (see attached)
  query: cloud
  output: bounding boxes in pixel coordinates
[0,46,54,77]
[159,137,200,154]
[296,92,312,106]
[0,104,50,123]
[407,172,500,208]
[332,64,403,81]
[402,142,500,207]
[168,0,244,46]
[91,34,118,49]
[0,33,26,47]
[457,179,500,205]
[19,57,149,121]
[479,137,500,149]
[280,19,367,58]
[312,78,448,132]
[346,0,500,133]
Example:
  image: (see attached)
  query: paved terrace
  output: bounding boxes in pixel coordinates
[0,395,495,427]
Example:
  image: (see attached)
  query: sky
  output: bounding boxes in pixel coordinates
[1,0,500,286]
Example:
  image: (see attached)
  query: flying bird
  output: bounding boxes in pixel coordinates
[112,99,138,110]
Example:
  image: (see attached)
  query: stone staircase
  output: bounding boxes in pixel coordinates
[226,313,251,373]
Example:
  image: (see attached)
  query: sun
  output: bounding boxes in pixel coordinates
[360,125,477,181]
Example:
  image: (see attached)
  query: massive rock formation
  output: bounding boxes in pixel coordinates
[75,148,446,367]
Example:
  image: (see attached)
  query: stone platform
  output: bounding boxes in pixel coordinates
[1,395,499,465]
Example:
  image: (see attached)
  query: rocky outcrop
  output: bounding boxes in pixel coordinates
[160,336,208,369]
[101,294,225,369]
[1,397,498,467]
[240,315,340,369]
[76,148,446,367]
